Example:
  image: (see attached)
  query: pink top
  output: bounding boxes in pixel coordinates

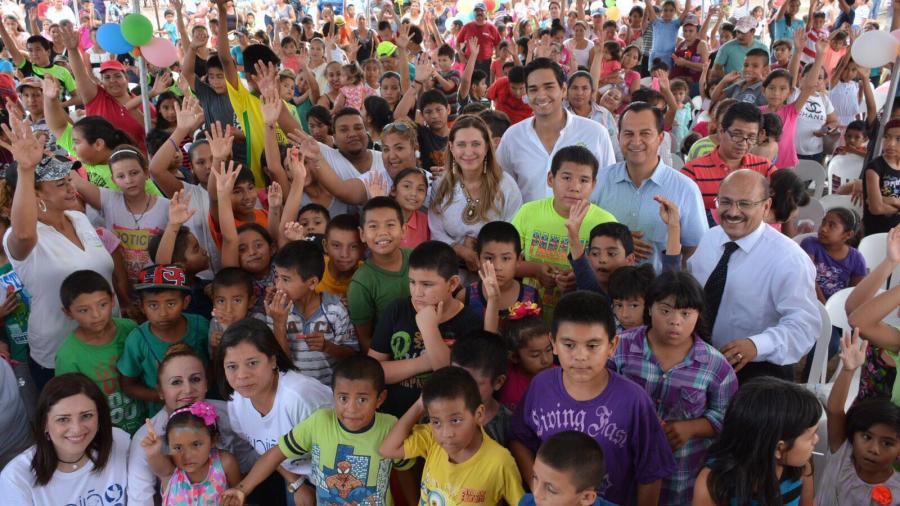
[339,83,376,111]
[163,448,228,506]
[282,54,301,73]
[762,103,800,169]
[600,60,623,78]
[401,210,430,249]
[498,362,558,411]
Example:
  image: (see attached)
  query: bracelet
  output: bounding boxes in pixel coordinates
[287,476,306,493]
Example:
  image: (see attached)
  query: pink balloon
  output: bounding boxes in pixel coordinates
[141,37,178,68]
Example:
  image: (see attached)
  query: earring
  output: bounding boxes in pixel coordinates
[38,199,47,213]
[482,159,487,175]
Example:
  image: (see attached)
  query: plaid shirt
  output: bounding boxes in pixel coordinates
[611,326,738,506]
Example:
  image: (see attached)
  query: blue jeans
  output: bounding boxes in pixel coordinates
[871,0,882,21]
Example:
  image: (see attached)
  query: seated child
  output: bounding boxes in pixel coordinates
[611,271,737,505]
[801,207,866,304]
[298,203,329,236]
[451,332,512,446]
[220,355,412,505]
[380,366,526,506]
[317,213,364,302]
[510,290,676,506]
[498,309,554,411]
[834,119,869,158]
[520,431,617,506]
[750,112,783,163]
[117,264,210,415]
[608,265,656,333]
[368,240,482,417]
[55,270,143,434]
[268,240,359,386]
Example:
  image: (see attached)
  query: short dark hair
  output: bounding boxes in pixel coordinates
[846,119,868,135]
[242,44,280,76]
[644,270,708,336]
[471,69,488,85]
[26,35,51,50]
[211,267,254,298]
[550,145,599,177]
[721,22,735,34]
[235,168,255,187]
[333,355,386,393]
[409,240,458,280]
[451,331,508,381]
[325,213,361,238]
[631,88,665,107]
[608,264,656,302]
[476,221,522,256]
[745,48,770,63]
[771,39,792,51]
[332,107,363,131]
[721,102,763,132]
[307,105,333,132]
[299,203,331,222]
[536,431,606,493]
[589,222,634,255]
[437,44,455,58]
[508,65,526,84]
[361,196,405,225]
[551,290,616,342]
[419,89,449,110]
[618,101,664,133]
[763,68,793,89]
[761,113,784,141]
[477,109,511,140]
[272,240,325,281]
[60,270,113,309]
[237,222,274,244]
[216,317,298,399]
[206,54,223,71]
[422,366,482,414]
[523,57,566,87]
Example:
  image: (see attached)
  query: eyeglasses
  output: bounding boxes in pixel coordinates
[714,197,768,211]
[724,129,758,146]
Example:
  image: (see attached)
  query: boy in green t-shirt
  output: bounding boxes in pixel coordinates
[220,355,411,506]
[117,264,210,416]
[0,216,34,417]
[55,270,143,434]
[347,197,412,353]
[511,145,617,315]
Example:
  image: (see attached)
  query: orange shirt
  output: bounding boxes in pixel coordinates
[208,209,269,250]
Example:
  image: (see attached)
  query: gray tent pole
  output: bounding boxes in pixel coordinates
[873,57,900,159]
[131,0,152,134]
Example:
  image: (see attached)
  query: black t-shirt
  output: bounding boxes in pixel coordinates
[417,124,448,172]
[371,297,482,417]
[863,156,900,235]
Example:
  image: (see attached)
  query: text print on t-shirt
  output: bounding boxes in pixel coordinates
[390,331,458,390]
[530,404,628,448]
[244,433,308,470]
[881,173,900,198]
[68,482,126,506]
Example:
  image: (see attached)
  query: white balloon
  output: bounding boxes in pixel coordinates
[851,30,898,69]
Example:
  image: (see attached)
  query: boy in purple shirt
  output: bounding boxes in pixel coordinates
[510,291,676,506]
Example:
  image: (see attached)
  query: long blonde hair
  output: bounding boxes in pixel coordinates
[430,115,504,221]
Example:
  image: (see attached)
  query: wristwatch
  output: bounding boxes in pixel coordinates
[287,476,306,494]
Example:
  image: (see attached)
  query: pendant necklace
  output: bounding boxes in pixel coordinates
[460,182,480,224]
[128,196,152,227]
[58,453,86,471]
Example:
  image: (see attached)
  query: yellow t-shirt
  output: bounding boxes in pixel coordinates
[225,79,293,188]
[316,257,361,299]
[403,424,525,506]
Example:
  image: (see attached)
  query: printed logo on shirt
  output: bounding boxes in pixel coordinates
[526,231,571,265]
[529,404,628,448]
[313,443,388,505]
[69,482,126,505]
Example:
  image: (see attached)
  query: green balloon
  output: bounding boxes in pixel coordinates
[121,14,153,46]
[605,0,616,6]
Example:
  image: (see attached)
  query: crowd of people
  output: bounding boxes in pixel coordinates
[0,0,899,505]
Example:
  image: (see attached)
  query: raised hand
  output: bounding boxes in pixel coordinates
[261,87,283,125]
[478,260,500,302]
[565,199,590,237]
[793,25,806,47]
[396,23,411,50]
[175,94,204,132]
[268,181,283,209]
[366,171,388,197]
[0,115,43,170]
[140,418,163,457]
[838,327,867,372]
[58,22,80,50]
[168,189,196,225]
[287,130,321,162]
[42,75,61,100]
[655,195,681,226]
[253,61,280,99]
[282,221,306,241]
[212,160,242,197]
[286,147,307,187]
[415,53,435,82]
[206,121,235,161]
[151,71,174,96]
[265,289,294,322]
[467,36,480,58]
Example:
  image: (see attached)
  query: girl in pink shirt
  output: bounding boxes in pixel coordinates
[391,168,430,249]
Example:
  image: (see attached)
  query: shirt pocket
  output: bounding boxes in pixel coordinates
[673,386,708,420]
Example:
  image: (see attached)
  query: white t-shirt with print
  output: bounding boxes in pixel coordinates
[0,428,130,505]
[98,188,170,282]
[796,93,835,155]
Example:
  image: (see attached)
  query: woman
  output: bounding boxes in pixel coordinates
[353,13,377,61]
[2,117,114,390]
[429,115,522,272]
[0,373,129,504]
[796,64,839,165]
[670,16,708,96]
[127,343,256,506]
[564,71,622,161]
[363,95,395,151]
[772,0,805,43]
[564,20,594,69]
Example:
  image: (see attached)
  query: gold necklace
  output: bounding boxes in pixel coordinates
[460,182,480,224]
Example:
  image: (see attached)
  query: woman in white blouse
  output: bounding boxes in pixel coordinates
[429,115,522,273]
[0,373,130,505]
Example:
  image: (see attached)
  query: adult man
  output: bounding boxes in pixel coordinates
[497,58,615,203]
[457,3,500,84]
[683,103,776,217]
[688,170,820,382]
[591,103,707,272]
[713,16,768,77]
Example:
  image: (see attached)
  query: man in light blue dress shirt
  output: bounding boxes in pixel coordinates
[591,102,708,272]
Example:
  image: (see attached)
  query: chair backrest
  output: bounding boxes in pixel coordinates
[824,286,854,333]
[796,199,826,230]
[817,194,861,215]
[807,302,833,385]
[793,232,816,245]
[858,233,889,275]
[826,154,864,193]
[890,262,900,289]
[795,159,828,198]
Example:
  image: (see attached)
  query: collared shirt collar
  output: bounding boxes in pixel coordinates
[612,157,668,188]
[530,108,572,135]
[709,146,755,171]
[725,220,766,253]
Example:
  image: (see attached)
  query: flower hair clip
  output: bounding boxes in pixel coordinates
[171,401,218,427]
[508,301,541,320]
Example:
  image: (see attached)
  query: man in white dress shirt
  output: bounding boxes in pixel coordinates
[688,170,820,382]
[497,57,616,203]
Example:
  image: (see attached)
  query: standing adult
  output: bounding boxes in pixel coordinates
[497,58,615,203]
[2,117,114,390]
[771,0,806,43]
[0,374,129,505]
[670,14,709,96]
[688,170,820,382]
[713,16,769,77]
[591,103,708,272]
[456,3,500,84]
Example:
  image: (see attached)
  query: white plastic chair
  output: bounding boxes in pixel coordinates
[889,263,900,289]
[807,302,834,385]
[793,232,816,245]
[859,233,888,276]
[826,154,864,194]
[795,159,828,198]
[796,199,826,231]
[818,194,858,214]
[825,287,854,334]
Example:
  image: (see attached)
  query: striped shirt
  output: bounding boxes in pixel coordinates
[682,148,777,209]
[612,326,738,506]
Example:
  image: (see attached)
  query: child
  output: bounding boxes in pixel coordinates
[771,39,793,70]
[521,431,617,506]
[863,119,900,235]
[830,55,872,129]
[648,0,690,72]
[835,120,869,157]
[117,264,210,416]
[141,401,241,505]
[596,41,623,83]
[818,329,900,505]
[297,203,329,235]
[451,332,512,446]
[208,267,258,354]
[434,44,461,120]
[268,240,358,386]
[380,366,526,505]
[619,45,642,101]
[510,291,676,506]
[751,112,783,162]
[498,309,554,411]
[711,48,769,106]
[333,63,375,111]
[209,161,271,251]
[611,271,737,505]
[392,168,430,249]
[279,36,301,73]
[671,78,693,149]
[220,355,412,506]
[511,146,617,316]
[307,106,335,146]
[609,265,656,332]
[693,377,821,505]
[567,214,636,294]
[55,270,142,434]
[316,214,363,301]
[801,207,866,303]
[347,197,412,353]
[368,240,481,417]
[461,221,540,322]
[162,10,179,43]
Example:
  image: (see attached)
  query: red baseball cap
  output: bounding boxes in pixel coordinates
[99,60,126,73]
[136,264,191,292]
